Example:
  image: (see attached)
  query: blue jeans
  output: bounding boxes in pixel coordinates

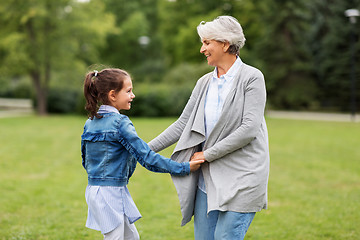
[194,188,255,240]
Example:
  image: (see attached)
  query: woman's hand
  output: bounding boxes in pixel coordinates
[191,152,205,161]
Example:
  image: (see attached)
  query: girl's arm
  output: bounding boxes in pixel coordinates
[118,116,202,175]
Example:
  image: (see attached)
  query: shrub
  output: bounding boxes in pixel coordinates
[127,83,192,117]
[46,88,83,114]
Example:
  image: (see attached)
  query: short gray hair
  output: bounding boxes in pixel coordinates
[197,16,246,55]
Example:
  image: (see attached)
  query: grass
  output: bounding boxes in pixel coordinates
[0,115,359,239]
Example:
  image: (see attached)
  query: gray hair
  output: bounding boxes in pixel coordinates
[197,16,246,55]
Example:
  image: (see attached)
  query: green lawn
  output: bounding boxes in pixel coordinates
[0,115,359,240]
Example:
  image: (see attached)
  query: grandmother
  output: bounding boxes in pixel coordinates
[149,16,269,240]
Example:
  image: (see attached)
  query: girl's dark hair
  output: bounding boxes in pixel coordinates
[83,68,129,119]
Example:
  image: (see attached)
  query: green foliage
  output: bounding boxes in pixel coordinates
[127,83,192,117]
[255,0,318,110]
[0,82,86,115]
[0,77,34,99]
[0,116,360,239]
[101,10,149,70]
[307,0,360,111]
[0,0,116,114]
[255,0,360,111]
[1,0,360,114]
[127,62,212,117]
[162,62,212,85]
[131,58,167,84]
[172,13,220,64]
[157,0,242,66]
[46,88,82,114]
[101,0,163,83]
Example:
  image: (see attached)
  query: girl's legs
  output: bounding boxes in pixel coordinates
[194,188,219,240]
[214,211,255,240]
[103,215,140,240]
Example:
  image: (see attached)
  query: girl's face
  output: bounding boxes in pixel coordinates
[111,77,135,111]
[200,39,227,67]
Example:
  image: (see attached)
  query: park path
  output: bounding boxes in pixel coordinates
[266,110,359,122]
[0,98,34,119]
[0,109,34,118]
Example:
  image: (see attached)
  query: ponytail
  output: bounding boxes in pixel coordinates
[84,71,101,119]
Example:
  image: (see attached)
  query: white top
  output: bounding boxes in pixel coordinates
[199,57,243,193]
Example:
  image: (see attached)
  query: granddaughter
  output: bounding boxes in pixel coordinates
[81,68,204,239]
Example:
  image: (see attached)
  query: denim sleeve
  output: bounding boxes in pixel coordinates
[117,116,190,176]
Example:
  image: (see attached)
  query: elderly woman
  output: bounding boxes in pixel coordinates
[149,16,269,240]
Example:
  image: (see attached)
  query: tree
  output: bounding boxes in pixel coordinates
[255,0,318,110]
[0,0,116,115]
[157,0,223,66]
[308,0,360,111]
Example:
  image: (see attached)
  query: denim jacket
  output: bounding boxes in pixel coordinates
[81,110,190,187]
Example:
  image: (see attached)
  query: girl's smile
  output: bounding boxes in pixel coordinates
[111,77,135,111]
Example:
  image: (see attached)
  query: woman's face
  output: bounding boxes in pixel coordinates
[200,39,226,67]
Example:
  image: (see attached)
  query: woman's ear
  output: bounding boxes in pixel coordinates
[223,41,230,52]
[108,90,116,103]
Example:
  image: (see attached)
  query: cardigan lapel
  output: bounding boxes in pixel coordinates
[173,75,211,153]
[190,90,206,135]
[170,74,212,226]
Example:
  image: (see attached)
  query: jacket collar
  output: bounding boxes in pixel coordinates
[98,105,120,114]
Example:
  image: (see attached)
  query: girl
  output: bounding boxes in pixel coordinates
[81,68,204,240]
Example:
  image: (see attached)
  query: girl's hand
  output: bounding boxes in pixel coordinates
[189,152,205,171]
[189,160,205,172]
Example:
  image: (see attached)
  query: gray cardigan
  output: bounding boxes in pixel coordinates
[149,63,270,226]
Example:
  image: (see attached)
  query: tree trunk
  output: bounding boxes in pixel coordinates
[26,13,51,116]
[31,71,47,116]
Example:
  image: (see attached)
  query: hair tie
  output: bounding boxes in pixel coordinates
[94,70,98,77]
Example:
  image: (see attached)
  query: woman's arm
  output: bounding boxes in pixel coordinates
[203,71,267,162]
[148,78,204,152]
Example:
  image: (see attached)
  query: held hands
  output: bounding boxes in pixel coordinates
[191,152,205,161]
[189,151,206,172]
